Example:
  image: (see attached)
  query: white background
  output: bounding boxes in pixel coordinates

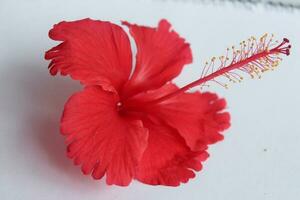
[0,0,299,199]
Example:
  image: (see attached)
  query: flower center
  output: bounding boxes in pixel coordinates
[116,101,125,113]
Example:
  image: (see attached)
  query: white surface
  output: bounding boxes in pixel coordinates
[0,0,299,199]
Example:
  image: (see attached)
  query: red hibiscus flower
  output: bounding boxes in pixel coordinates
[45,18,291,186]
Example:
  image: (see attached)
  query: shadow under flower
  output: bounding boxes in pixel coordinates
[1,58,108,190]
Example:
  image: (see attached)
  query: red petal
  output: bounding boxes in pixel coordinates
[45,18,132,93]
[61,86,148,186]
[135,120,208,186]
[121,19,192,98]
[127,83,230,150]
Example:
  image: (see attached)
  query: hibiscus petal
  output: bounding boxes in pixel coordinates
[45,18,132,93]
[136,120,208,186]
[127,83,230,150]
[61,86,148,186]
[121,19,192,98]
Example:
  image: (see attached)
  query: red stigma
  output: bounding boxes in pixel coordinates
[271,37,291,56]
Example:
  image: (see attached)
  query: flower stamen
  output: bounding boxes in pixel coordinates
[146,34,291,105]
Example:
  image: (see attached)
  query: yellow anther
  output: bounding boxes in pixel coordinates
[272,61,279,67]
[260,33,268,41]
